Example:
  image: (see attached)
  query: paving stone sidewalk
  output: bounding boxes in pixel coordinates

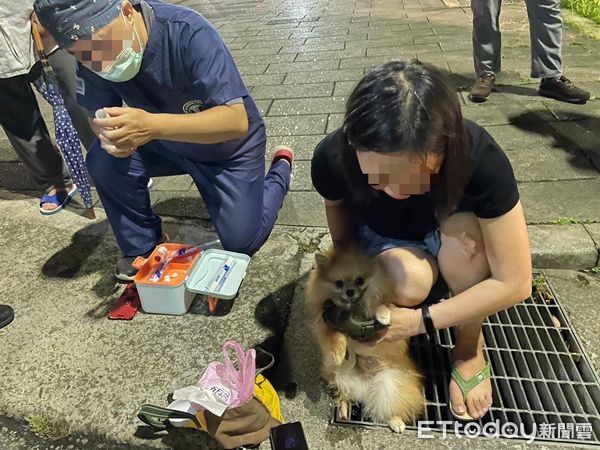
[0,0,599,448]
[202,0,600,270]
[3,0,598,268]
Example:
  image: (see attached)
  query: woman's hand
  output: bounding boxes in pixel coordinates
[365,305,424,345]
[95,107,157,151]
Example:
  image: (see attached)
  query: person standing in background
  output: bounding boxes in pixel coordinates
[0,4,94,215]
[469,0,590,104]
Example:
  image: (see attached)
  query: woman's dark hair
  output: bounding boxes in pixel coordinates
[340,59,472,221]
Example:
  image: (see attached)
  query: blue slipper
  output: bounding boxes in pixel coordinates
[39,184,78,216]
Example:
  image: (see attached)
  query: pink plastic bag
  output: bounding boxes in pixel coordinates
[196,340,256,410]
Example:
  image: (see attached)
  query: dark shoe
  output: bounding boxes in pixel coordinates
[538,76,590,104]
[115,233,169,282]
[0,304,14,329]
[468,74,496,103]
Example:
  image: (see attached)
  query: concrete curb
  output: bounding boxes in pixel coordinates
[529,224,599,269]
[279,224,600,270]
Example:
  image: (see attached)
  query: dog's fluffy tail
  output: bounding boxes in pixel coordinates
[363,366,425,424]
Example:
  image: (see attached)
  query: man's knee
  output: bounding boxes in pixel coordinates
[218,228,263,256]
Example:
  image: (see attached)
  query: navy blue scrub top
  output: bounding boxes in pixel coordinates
[75,0,264,163]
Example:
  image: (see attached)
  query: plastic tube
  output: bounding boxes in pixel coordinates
[208,257,236,293]
[154,246,169,263]
[149,239,221,283]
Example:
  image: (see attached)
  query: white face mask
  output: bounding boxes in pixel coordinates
[96,11,144,82]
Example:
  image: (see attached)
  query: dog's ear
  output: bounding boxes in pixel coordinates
[314,251,329,269]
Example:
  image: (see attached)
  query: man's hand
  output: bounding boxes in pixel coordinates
[94,107,157,151]
[98,132,137,158]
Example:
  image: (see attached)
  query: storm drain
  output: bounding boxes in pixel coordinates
[331,272,600,446]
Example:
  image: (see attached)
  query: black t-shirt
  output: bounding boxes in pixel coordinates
[311,120,520,241]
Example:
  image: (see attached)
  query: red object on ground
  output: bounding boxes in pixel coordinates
[108,283,141,320]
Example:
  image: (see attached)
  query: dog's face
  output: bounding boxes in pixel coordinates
[314,251,375,310]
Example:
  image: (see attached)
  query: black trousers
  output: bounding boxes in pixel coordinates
[0,73,70,188]
[0,50,94,190]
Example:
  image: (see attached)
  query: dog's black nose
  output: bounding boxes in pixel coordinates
[346,289,355,297]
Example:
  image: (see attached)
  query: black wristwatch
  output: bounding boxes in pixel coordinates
[421,305,436,343]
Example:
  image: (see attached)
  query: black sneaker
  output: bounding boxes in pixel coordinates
[0,304,14,329]
[468,73,496,103]
[538,76,590,104]
[115,233,169,282]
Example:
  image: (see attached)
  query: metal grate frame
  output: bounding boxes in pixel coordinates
[331,272,600,446]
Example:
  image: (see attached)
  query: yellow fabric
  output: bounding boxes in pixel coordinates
[254,374,284,423]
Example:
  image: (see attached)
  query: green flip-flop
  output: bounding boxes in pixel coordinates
[449,360,492,421]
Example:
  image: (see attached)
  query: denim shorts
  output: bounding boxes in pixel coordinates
[356,222,442,258]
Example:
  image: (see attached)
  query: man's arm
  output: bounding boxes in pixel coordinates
[96,103,249,150]
[152,103,249,144]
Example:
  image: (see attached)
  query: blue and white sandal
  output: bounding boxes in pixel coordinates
[39,184,78,216]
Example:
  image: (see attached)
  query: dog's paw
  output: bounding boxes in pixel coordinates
[338,400,350,421]
[388,416,406,433]
[331,333,347,366]
[375,305,392,326]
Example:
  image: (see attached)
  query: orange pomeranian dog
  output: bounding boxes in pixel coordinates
[305,247,425,433]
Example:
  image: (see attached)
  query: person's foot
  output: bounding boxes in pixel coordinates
[0,304,14,329]
[538,76,590,104]
[449,339,492,420]
[40,183,77,213]
[115,233,169,282]
[272,146,294,171]
[468,73,496,103]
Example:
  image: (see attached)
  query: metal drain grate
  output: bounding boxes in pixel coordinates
[331,272,600,445]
